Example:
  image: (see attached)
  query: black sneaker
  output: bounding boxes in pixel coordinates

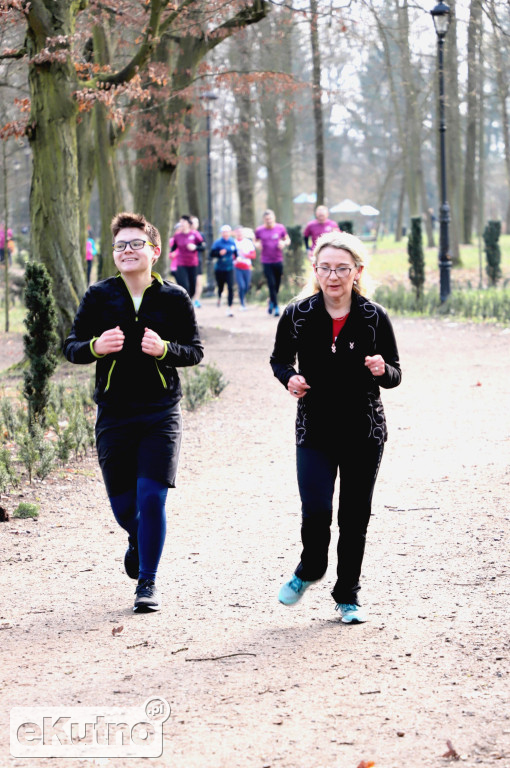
[124,543,139,580]
[133,579,160,612]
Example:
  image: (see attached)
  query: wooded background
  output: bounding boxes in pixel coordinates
[1,0,509,337]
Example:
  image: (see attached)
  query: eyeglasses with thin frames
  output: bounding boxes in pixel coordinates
[314,265,354,278]
[112,239,156,253]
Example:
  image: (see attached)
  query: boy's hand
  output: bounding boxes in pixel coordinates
[142,327,166,357]
[93,326,125,355]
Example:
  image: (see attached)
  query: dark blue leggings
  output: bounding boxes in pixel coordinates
[263,262,283,308]
[294,442,384,604]
[109,477,168,581]
[235,268,251,306]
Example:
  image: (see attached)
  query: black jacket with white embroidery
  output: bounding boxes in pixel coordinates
[270,291,401,446]
[63,273,203,410]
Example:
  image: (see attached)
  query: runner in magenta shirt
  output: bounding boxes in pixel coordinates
[303,205,340,260]
[170,215,204,299]
[255,209,290,317]
[172,217,204,268]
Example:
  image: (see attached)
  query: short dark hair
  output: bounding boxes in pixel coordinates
[111,212,161,249]
[180,215,192,225]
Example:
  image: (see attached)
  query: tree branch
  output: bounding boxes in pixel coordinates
[215,0,269,34]
[95,0,169,87]
[0,48,27,59]
[158,0,201,36]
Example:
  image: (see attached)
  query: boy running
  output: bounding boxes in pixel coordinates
[64,212,203,613]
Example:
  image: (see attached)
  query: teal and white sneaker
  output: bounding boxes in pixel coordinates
[278,574,315,605]
[335,603,367,624]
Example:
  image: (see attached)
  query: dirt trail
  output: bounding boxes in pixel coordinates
[1,299,509,768]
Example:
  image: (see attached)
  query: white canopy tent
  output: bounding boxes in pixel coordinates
[329,198,360,214]
[293,192,317,204]
[359,205,380,216]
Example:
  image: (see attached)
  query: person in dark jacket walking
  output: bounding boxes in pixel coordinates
[210,225,237,316]
[270,231,401,623]
[64,212,204,613]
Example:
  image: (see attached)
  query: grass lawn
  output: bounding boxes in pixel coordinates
[369,233,510,290]
[1,303,26,334]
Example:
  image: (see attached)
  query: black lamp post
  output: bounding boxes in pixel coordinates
[431,1,452,303]
[200,90,219,294]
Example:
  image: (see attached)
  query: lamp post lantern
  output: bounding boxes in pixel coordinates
[431,1,452,303]
[199,90,219,295]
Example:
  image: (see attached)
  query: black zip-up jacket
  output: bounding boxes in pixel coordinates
[63,273,204,410]
[270,291,401,447]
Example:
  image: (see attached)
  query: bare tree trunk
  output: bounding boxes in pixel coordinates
[445,0,462,264]
[95,103,124,278]
[227,33,255,229]
[374,160,398,238]
[395,176,405,242]
[93,25,124,278]
[230,126,255,228]
[419,158,435,248]
[183,113,202,222]
[77,112,96,274]
[463,0,482,244]
[491,15,510,233]
[26,0,86,341]
[477,37,485,287]
[309,0,325,206]
[260,15,295,224]
[2,142,9,332]
[396,1,420,217]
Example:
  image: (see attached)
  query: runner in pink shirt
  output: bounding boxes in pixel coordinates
[169,215,204,300]
[303,206,340,261]
[255,209,290,317]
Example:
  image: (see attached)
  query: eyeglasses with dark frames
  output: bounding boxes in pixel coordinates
[315,265,354,278]
[112,239,156,252]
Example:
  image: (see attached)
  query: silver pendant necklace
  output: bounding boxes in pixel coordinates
[331,313,348,354]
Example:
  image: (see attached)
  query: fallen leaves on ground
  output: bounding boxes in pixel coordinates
[442,740,460,760]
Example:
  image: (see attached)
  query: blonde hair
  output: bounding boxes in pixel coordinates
[296,230,370,300]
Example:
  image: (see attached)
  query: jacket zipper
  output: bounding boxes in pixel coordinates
[114,274,167,390]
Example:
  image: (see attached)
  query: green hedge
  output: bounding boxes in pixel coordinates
[373,284,510,323]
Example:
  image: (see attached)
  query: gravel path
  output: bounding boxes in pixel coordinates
[1,299,509,768]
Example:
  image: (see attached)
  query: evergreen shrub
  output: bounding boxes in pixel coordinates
[483,220,502,287]
[408,217,425,301]
[23,261,59,427]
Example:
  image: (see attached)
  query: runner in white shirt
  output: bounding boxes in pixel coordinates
[233,226,256,309]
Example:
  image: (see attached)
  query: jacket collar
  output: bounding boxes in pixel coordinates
[115,270,163,284]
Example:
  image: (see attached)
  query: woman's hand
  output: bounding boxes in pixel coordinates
[365,354,385,377]
[93,326,125,355]
[142,327,166,358]
[288,374,310,399]
[186,243,197,251]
